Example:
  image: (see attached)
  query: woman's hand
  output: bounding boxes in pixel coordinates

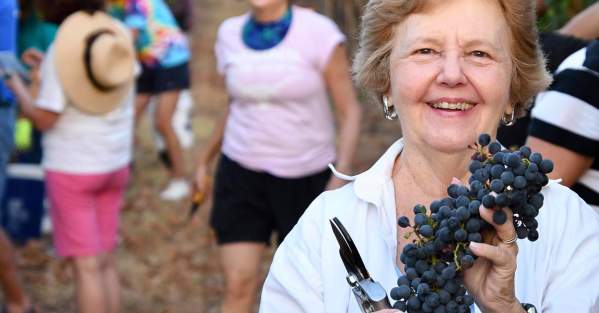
[21,48,44,69]
[193,161,212,197]
[462,204,524,313]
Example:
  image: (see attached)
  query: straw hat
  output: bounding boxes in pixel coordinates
[53,11,135,115]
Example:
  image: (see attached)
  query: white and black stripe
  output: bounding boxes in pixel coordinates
[530,40,599,208]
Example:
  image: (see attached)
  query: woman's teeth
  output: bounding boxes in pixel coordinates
[430,102,474,111]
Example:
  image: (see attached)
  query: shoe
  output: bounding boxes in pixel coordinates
[159,179,190,201]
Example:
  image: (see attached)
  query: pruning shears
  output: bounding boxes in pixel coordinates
[329,217,392,313]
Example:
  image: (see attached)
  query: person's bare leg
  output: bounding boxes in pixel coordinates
[133,94,152,127]
[99,252,120,313]
[219,242,266,313]
[154,90,185,178]
[73,256,107,313]
[0,229,30,313]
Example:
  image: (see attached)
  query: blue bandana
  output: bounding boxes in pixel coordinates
[242,8,292,51]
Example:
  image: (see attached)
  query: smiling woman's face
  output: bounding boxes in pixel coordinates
[389,0,513,153]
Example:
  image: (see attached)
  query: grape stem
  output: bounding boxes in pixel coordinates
[453,242,467,271]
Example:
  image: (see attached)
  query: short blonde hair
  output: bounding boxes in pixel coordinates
[353,0,552,118]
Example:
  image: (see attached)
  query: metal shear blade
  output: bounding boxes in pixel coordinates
[329,217,370,280]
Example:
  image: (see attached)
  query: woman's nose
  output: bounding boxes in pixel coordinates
[436,53,467,87]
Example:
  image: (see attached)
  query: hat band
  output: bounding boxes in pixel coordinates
[84,29,118,92]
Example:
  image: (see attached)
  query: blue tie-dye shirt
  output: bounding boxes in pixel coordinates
[110,0,190,68]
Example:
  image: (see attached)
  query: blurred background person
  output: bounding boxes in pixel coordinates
[194,0,362,312]
[109,0,192,201]
[526,40,599,213]
[0,1,37,312]
[497,1,599,211]
[4,2,136,312]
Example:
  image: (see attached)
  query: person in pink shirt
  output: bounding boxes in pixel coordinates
[193,1,362,312]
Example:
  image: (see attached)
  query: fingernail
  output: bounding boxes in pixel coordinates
[451,177,461,184]
[469,242,480,250]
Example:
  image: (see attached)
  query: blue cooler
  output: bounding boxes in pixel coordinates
[0,163,46,245]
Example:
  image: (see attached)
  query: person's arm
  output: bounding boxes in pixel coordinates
[193,76,229,193]
[559,2,599,40]
[3,74,59,131]
[323,44,362,190]
[526,137,594,187]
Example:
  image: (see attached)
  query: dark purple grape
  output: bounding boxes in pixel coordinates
[393,300,407,311]
[454,229,467,242]
[415,213,428,226]
[460,254,474,269]
[513,176,527,189]
[465,218,481,233]
[468,200,481,215]
[469,160,482,173]
[489,141,502,154]
[408,295,422,310]
[456,206,470,221]
[426,293,440,308]
[530,152,542,164]
[398,216,411,228]
[495,193,509,207]
[516,225,528,239]
[540,159,554,174]
[507,153,521,168]
[478,133,491,146]
[431,200,442,213]
[441,265,456,280]
[492,210,507,225]
[398,275,410,286]
[490,164,504,178]
[500,171,514,185]
[447,184,461,198]
[482,194,495,208]
[490,179,504,193]
[420,225,434,238]
[391,285,412,300]
[468,232,482,242]
[528,229,539,241]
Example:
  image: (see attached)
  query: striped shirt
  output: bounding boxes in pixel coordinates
[530,40,599,211]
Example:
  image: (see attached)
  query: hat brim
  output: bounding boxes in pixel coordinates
[54,11,134,115]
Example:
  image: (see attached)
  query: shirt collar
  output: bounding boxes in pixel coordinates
[330,138,405,208]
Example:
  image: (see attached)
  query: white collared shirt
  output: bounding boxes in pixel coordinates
[259,139,599,313]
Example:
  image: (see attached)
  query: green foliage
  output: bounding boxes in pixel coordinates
[537,0,597,32]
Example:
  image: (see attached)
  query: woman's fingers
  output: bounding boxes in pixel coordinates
[469,241,512,267]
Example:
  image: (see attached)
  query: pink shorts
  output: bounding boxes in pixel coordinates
[45,166,130,257]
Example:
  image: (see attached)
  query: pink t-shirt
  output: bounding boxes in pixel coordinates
[215,6,345,178]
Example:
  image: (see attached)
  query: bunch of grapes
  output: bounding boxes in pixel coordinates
[390,134,554,313]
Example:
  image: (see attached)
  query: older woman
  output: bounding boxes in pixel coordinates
[259,1,599,313]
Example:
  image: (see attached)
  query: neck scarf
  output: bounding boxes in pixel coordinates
[242,7,292,50]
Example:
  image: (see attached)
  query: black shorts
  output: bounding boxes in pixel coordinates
[137,62,190,94]
[210,154,331,245]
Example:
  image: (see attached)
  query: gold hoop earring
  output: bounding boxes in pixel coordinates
[382,95,398,121]
[502,109,516,126]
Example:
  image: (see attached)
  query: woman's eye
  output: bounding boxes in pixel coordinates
[415,48,435,55]
[470,50,489,58]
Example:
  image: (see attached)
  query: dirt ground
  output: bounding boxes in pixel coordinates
[10,1,402,312]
